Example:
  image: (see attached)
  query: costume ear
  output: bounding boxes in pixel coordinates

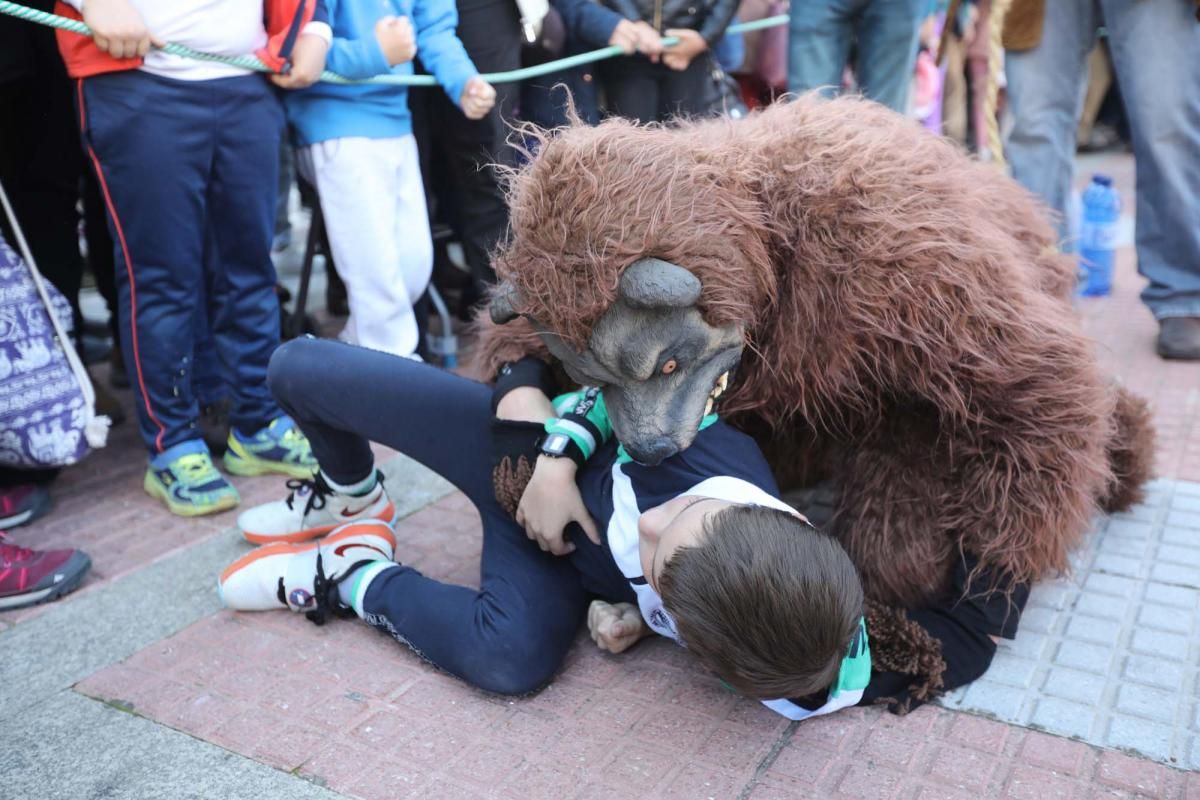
[618,258,702,310]
[489,280,523,324]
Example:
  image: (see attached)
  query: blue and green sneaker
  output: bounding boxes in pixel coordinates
[144,442,240,517]
[223,416,318,480]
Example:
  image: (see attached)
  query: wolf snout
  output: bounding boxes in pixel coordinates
[626,436,680,466]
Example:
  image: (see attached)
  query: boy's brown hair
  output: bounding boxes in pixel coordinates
[657,505,864,699]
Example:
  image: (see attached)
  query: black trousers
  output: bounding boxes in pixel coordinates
[602,53,712,124]
[411,0,522,291]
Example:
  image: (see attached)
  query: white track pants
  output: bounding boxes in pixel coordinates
[297,135,432,357]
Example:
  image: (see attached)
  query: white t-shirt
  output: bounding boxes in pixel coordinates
[67,0,269,80]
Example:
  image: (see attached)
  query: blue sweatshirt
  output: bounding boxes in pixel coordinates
[285,0,478,146]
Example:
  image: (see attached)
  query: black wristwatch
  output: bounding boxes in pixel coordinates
[537,431,586,468]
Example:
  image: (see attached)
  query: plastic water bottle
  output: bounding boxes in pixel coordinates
[1078,175,1121,297]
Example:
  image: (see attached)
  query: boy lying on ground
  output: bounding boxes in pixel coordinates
[218,338,870,718]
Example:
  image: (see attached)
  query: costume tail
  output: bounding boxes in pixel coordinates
[1099,385,1156,513]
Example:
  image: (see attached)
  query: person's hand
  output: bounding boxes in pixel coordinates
[515,455,600,555]
[460,76,496,120]
[632,21,665,61]
[662,28,707,71]
[271,33,329,89]
[375,15,417,65]
[83,0,163,59]
[608,19,640,54]
[588,600,649,653]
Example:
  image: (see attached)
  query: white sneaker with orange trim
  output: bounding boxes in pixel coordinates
[237,471,396,545]
[218,520,396,624]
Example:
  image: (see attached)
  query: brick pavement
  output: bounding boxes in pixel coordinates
[10,151,1200,798]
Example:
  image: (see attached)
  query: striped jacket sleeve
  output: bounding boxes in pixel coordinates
[544,387,612,461]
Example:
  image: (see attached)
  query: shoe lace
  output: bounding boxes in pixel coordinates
[176,453,222,485]
[284,475,330,515]
[276,551,374,626]
[0,532,34,564]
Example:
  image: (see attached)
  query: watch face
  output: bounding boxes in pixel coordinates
[543,433,570,455]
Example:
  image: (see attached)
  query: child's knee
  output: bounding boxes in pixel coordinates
[267,338,317,401]
[472,637,564,697]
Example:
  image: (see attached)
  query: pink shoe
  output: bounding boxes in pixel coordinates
[0,484,51,529]
[0,534,91,610]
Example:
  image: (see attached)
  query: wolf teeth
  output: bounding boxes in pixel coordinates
[705,396,714,416]
[709,371,730,402]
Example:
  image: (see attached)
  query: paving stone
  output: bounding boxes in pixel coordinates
[1157,543,1200,567]
[1004,764,1077,800]
[958,681,1029,721]
[1106,519,1157,540]
[1105,717,1175,763]
[1143,584,1200,609]
[1043,668,1107,706]
[1137,604,1194,634]
[1054,640,1119,675]
[1017,731,1092,777]
[1096,750,1178,798]
[1066,615,1124,647]
[1123,655,1187,692]
[1074,592,1130,621]
[1084,572,1142,598]
[1165,509,1200,530]
[1029,698,1097,740]
[1115,684,1178,724]
[983,654,1039,688]
[1130,629,1191,661]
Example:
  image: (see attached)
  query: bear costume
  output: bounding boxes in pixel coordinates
[475,94,1154,711]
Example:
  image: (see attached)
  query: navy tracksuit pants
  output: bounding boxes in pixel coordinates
[77,70,284,454]
[268,337,636,696]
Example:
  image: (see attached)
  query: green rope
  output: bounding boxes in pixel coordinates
[0,0,788,87]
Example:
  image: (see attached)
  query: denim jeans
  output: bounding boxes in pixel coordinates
[1006,0,1200,319]
[787,0,927,113]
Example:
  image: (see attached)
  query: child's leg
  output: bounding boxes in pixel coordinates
[263,336,588,693]
[204,75,287,437]
[394,135,435,316]
[298,137,429,358]
[78,72,211,455]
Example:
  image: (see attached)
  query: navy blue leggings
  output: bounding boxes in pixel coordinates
[268,337,590,695]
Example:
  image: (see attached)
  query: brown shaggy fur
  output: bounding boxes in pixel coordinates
[474,94,1156,612]
[864,601,947,714]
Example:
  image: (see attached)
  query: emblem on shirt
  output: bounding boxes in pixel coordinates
[650,607,676,635]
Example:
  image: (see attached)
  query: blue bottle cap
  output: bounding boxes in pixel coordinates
[1093,175,1113,187]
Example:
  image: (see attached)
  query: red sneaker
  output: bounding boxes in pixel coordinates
[0,535,91,610]
[0,483,52,529]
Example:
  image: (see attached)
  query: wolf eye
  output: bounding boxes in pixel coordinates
[661,359,678,375]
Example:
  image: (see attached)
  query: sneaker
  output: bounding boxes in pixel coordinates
[0,535,92,610]
[223,416,318,480]
[144,445,240,517]
[218,520,395,624]
[0,483,52,529]
[238,471,395,545]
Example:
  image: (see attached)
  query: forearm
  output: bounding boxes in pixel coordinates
[493,357,559,419]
